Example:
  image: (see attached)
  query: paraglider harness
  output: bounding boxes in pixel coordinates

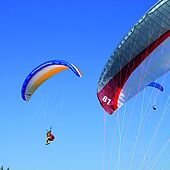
[153,105,156,111]
[46,127,55,145]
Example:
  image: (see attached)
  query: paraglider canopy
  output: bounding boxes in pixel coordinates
[21,60,82,101]
[97,0,170,115]
[148,82,164,92]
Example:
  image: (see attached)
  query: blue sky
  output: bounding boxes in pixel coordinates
[0,0,170,169]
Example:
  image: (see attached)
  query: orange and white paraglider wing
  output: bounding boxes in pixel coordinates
[21,60,82,101]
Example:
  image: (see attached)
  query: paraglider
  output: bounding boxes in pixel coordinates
[21,59,82,101]
[148,82,164,110]
[46,127,55,145]
[97,0,170,115]
[21,59,82,144]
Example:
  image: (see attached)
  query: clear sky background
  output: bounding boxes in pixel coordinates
[0,0,170,170]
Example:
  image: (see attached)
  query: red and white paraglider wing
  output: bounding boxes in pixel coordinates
[97,0,170,115]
